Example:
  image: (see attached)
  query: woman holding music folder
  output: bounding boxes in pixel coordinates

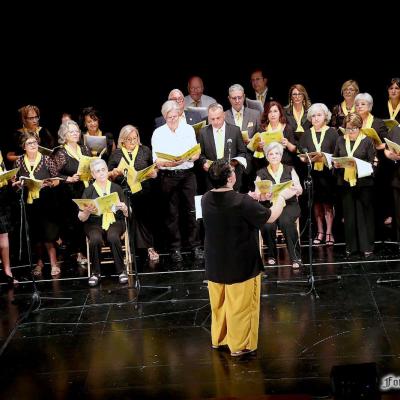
[108,125,159,262]
[255,142,303,269]
[254,101,297,167]
[13,132,61,277]
[385,77,400,124]
[299,103,338,245]
[355,93,391,239]
[80,106,116,160]
[333,113,376,258]
[384,125,400,248]
[54,120,92,266]
[78,158,128,287]
[0,150,18,284]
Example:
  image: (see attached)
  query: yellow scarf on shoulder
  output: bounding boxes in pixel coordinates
[341,101,355,116]
[293,106,304,133]
[311,126,328,171]
[0,151,5,188]
[24,152,42,203]
[93,180,115,230]
[121,145,141,193]
[344,133,366,186]
[267,163,285,204]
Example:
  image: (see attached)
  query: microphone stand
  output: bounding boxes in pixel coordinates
[121,171,171,302]
[263,152,341,299]
[18,178,71,312]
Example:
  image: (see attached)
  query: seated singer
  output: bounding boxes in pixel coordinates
[78,159,129,287]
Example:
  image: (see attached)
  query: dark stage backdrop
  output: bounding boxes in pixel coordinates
[3,55,397,150]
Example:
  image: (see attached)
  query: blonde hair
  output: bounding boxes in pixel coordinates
[117,125,141,148]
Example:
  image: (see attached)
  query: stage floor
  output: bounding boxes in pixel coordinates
[1,242,400,399]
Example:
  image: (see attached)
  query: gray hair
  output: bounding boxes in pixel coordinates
[57,120,80,145]
[307,103,332,123]
[168,88,184,99]
[355,92,373,111]
[228,84,245,95]
[264,141,284,158]
[161,100,180,118]
[117,125,141,148]
[208,103,224,113]
[89,158,107,173]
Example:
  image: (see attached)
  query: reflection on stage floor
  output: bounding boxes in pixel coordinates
[1,241,400,399]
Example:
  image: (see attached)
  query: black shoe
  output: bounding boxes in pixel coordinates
[192,247,204,261]
[88,274,100,287]
[170,250,183,263]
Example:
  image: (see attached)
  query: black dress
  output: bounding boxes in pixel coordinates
[333,135,376,253]
[53,145,92,254]
[299,127,339,204]
[108,146,156,250]
[15,154,59,244]
[0,153,12,234]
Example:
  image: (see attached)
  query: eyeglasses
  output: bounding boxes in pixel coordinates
[345,127,359,132]
[170,97,184,103]
[25,140,38,146]
[230,96,243,101]
[291,93,303,97]
[125,137,138,143]
[166,115,179,121]
[26,116,40,121]
[343,88,356,92]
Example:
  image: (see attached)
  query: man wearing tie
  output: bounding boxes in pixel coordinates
[250,68,272,107]
[199,103,246,191]
[224,84,261,192]
[184,76,216,109]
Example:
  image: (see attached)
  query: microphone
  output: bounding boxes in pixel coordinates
[227,138,232,162]
[302,148,312,165]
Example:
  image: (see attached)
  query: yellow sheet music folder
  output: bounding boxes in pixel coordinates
[255,179,292,195]
[384,138,400,155]
[192,120,207,137]
[77,155,97,181]
[247,131,284,157]
[0,168,19,186]
[73,192,120,216]
[155,143,201,162]
[360,128,382,146]
[383,119,399,131]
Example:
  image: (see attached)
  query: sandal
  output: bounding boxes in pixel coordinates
[292,260,302,269]
[325,233,335,246]
[33,262,44,277]
[148,247,160,262]
[51,263,61,276]
[313,232,324,245]
[1,272,18,285]
[267,257,276,265]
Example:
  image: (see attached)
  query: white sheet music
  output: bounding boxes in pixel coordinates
[195,195,203,219]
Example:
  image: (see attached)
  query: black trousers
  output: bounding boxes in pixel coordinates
[84,220,126,275]
[393,187,400,242]
[261,201,300,262]
[160,170,199,251]
[341,185,374,253]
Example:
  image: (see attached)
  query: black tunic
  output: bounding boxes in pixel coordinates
[299,127,338,203]
[202,190,270,284]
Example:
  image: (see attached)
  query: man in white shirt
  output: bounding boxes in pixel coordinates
[184,76,216,109]
[152,100,203,263]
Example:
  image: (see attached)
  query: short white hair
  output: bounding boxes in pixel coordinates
[307,103,332,123]
[264,141,284,157]
[161,100,180,118]
[229,84,245,95]
[90,158,107,173]
[58,120,80,145]
[355,92,373,111]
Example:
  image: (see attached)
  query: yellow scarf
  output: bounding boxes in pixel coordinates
[267,163,284,204]
[64,144,90,187]
[344,133,366,186]
[24,152,42,203]
[21,126,41,135]
[311,126,328,171]
[0,151,5,188]
[363,113,374,128]
[341,101,355,116]
[93,180,115,230]
[121,145,141,193]
[388,100,400,120]
[293,106,304,133]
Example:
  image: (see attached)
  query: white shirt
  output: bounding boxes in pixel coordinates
[151,121,197,170]
[184,94,217,108]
